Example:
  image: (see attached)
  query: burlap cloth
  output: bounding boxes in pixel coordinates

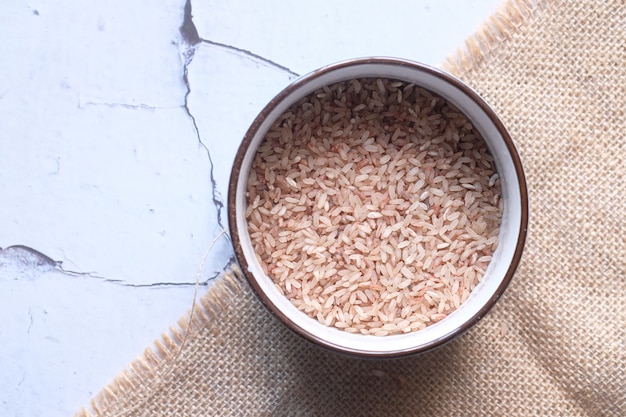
[76,0,626,415]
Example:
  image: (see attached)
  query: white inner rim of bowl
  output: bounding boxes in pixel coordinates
[236,62,522,355]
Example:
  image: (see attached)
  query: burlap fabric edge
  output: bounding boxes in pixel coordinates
[441,0,546,76]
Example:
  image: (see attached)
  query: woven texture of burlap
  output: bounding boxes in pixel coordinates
[77,0,626,415]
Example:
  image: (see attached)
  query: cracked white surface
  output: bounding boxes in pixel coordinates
[0,0,501,415]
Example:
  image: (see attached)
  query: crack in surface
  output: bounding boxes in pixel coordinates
[27,308,33,334]
[0,245,61,269]
[178,0,300,228]
[77,100,173,111]
[59,256,236,287]
[180,0,201,46]
[0,245,232,288]
[200,39,300,77]
[179,0,225,228]
[61,268,223,288]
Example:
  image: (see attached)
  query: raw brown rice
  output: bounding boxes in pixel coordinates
[245,78,502,335]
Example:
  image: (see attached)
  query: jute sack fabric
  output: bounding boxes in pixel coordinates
[76,0,626,415]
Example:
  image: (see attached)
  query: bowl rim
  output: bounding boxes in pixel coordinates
[227,56,529,358]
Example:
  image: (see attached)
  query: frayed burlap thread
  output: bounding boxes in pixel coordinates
[76,0,626,415]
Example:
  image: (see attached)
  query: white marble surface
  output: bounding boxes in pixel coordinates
[0,1,502,415]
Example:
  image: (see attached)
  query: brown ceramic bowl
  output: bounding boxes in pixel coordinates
[228,57,528,357]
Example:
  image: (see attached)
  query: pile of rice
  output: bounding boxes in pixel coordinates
[245,78,502,336]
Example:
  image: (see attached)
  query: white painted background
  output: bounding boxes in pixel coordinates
[0,1,502,415]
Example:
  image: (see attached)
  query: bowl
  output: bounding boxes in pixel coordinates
[228,57,528,357]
